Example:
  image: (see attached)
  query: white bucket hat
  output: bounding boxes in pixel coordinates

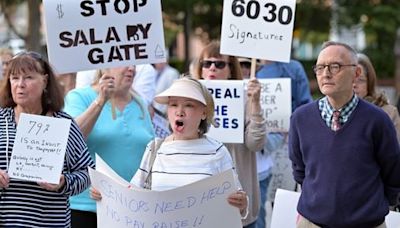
[154,77,207,105]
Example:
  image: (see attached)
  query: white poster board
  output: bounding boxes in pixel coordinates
[201,80,244,143]
[245,78,291,132]
[220,0,296,62]
[43,0,166,73]
[267,138,296,202]
[89,167,242,228]
[271,189,400,228]
[8,113,71,184]
[152,111,171,139]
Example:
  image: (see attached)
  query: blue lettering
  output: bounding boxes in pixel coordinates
[154,197,197,214]
[200,181,232,204]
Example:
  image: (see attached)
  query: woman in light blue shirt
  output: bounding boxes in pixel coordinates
[64,65,154,228]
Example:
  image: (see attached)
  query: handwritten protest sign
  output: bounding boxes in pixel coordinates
[43,0,166,73]
[267,138,296,203]
[152,110,171,139]
[89,167,242,228]
[201,80,244,143]
[220,0,296,62]
[8,113,71,184]
[245,78,291,132]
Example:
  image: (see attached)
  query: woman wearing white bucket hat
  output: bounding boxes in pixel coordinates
[91,76,249,217]
[193,41,266,228]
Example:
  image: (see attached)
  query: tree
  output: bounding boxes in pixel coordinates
[0,0,42,52]
[162,0,223,68]
[337,0,400,78]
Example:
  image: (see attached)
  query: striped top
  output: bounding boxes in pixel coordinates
[0,108,94,227]
[131,136,241,191]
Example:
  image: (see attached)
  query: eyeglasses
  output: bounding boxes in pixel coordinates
[200,60,228,69]
[312,63,356,75]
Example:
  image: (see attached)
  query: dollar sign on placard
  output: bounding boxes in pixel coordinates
[56,4,64,19]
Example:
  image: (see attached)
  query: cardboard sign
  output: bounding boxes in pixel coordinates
[201,80,244,143]
[8,113,71,184]
[271,189,400,228]
[250,78,291,132]
[89,162,242,228]
[43,0,166,73]
[152,110,171,139]
[220,0,296,62]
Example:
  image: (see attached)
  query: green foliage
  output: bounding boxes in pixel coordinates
[169,58,186,74]
[294,0,331,44]
[162,0,223,41]
[299,59,316,79]
[336,0,400,78]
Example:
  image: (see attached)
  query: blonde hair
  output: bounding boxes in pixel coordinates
[0,47,13,57]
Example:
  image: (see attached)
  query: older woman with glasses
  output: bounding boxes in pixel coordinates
[353,53,400,142]
[0,51,94,227]
[193,41,266,228]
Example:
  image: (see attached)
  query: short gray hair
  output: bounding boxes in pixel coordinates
[320,41,357,62]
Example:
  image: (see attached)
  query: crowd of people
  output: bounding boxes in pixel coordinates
[0,39,400,228]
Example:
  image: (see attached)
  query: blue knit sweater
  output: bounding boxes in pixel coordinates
[289,99,400,227]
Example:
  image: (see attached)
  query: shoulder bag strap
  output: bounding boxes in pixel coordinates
[144,138,164,189]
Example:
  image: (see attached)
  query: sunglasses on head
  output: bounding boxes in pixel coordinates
[200,60,228,69]
[13,51,43,61]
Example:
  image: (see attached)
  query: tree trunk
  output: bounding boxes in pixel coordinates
[183,1,192,70]
[26,1,41,52]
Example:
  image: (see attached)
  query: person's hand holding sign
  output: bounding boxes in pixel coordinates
[227,190,249,218]
[247,78,263,121]
[0,169,10,188]
[38,174,65,192]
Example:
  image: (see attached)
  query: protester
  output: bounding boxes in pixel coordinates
[75,64,158,107]
[193,41,266,228]
[238,57,252,78]
[91,76,249,218]
[256,59,312,111]
[289,41,400,227]
[0,47,13,79]
[255,58,313,228]
[57,72,77,96]
[237,56,286,228]
[237,57,262,78]
[353,53,400,142]
[0,51,94,227]
[64,65,154,227]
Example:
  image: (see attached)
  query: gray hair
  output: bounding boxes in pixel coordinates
[321,41,358,63]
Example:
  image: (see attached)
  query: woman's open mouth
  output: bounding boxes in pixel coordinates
[175,120,184,133]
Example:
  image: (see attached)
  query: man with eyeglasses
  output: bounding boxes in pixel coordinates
[289,41,400,228]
